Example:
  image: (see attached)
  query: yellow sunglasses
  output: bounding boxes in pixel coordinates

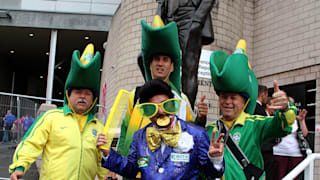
[137,98,181,118]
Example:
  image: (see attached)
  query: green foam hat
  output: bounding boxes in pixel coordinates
[141,16,181,92]
[64,43,101,114]
[209,39,258,114]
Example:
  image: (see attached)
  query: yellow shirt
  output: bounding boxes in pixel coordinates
[76,114,88,132]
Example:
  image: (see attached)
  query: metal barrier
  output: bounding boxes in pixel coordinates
[0,92,110,144]
[0,92,64,143]
[283,149,320,180]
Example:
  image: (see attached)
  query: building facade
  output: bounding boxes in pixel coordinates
[0,0,118,101]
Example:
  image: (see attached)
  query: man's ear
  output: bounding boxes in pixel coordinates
[170,63,174,72]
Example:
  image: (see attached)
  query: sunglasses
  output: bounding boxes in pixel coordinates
[137,98,181,118]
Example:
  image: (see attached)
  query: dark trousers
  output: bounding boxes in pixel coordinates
[2,124,12,143]
[274,155,304,180]
[262,152,275,180]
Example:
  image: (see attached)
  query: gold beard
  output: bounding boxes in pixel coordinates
[156,116,171,127]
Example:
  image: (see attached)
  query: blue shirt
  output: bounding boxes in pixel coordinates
[23,117,34,132]
[4,114,16,124]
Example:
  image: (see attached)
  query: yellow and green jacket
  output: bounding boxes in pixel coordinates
[206,104,297,180]
[117,86,201,157]
[9,105,108,180]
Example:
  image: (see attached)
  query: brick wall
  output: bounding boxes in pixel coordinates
[254,0,320,176]
[253,0,320,78]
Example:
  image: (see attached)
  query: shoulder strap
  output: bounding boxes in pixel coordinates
[296,119,302,131]
[217,120,264,180]
[217,120,250,168]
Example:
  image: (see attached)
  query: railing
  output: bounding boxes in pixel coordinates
[0,92,110,144]
[283,149,320,180]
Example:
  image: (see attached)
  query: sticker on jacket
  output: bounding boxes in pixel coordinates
[138,156,149,167]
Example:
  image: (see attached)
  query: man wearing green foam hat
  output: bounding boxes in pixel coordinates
[9,44,108,180]
[206,39,297,180]
[117,16,208,157]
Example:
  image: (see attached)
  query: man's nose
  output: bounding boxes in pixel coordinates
[79,91,86,98]
[225,97,232,103]
[158,105,165,114]
[157,58,165,65]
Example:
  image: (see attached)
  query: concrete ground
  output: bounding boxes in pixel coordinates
[0,142,39,180]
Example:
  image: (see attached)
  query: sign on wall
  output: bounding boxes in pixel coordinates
[198,49,213,79]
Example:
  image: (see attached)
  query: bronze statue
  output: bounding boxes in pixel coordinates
[156,0,215,108]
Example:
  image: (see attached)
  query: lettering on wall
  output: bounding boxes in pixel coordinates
[198,79,212,87]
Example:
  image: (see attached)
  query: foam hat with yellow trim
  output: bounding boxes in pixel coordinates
[64,43,101,114]
[141,15,181,93]
[209,39,258,114]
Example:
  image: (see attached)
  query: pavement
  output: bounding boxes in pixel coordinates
[0,141,39,180]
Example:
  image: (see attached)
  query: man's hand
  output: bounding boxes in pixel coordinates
[297,109,308,122]
[96,133,110,156]
[197,95,208,120]
[297,109,309,137]
[269,80,288,111]
[104,171,118,180]
[10,170,24,180]
[208,131,225,158]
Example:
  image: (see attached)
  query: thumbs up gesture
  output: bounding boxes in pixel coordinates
[197,95,208,120]
[269,80,289,111]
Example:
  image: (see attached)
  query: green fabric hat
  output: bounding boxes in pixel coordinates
[141,19,181,92]
[64,48,101,114]
[209,48,258,114]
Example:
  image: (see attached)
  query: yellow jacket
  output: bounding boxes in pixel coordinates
[9,106,108,180]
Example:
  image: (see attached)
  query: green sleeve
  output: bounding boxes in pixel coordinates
[255,103,297,145]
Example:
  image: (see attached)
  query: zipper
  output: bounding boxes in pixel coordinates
[75,114,84,180]
[77,114,93,180]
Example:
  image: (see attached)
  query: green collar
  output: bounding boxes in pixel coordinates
[220,111,248,128]
[233,111,249,126]
[62,105,96,123]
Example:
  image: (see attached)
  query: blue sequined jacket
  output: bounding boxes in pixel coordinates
[102,119,224,180]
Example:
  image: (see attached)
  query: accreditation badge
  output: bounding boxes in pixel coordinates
[170,153,190,162]
[137,156,149,167]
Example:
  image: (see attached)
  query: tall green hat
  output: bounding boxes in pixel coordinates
[141,15,181,92]
[210,39,258,114]
[64,43,101,114]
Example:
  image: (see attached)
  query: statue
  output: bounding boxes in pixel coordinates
[156,0,215,108]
